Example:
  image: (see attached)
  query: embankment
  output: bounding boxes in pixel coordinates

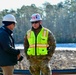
[15,48,76,70]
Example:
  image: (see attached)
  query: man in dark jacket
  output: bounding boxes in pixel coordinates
[24,13,56,75]
[0,14,23,75]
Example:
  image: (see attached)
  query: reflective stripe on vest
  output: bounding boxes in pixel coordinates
[29,44,49,48]
[27,27,49,55]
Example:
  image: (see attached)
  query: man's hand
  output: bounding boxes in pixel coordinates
[17,54,23,61]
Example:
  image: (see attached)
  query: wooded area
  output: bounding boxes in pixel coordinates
[0,0,76,43]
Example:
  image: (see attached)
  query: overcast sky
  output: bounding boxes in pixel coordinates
[0,0,65,11]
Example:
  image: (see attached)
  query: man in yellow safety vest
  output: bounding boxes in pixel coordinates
[24,13,56,75]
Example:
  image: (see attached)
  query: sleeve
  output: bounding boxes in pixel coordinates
[0,32,20,56]
[24,34,29,59]
[47,30,56,58]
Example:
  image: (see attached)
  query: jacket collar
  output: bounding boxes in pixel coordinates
[2,26,13,35]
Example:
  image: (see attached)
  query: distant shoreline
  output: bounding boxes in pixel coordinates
[55,47,76,51]
[15,46,76,51]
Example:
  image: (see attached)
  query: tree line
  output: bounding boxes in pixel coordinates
[0,0,76,43]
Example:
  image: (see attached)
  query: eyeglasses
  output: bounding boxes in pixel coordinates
[31,21,39,24]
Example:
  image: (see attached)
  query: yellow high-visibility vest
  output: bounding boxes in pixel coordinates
[27,27,49,55]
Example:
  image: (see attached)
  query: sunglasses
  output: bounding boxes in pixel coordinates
[31,21,39,24]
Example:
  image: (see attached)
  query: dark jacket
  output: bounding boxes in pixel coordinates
[24,25,56,61]
[0,26,20,66]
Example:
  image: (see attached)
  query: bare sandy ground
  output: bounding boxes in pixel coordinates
[14,48,76,70]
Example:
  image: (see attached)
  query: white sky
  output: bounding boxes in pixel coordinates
[0,0,65,11]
